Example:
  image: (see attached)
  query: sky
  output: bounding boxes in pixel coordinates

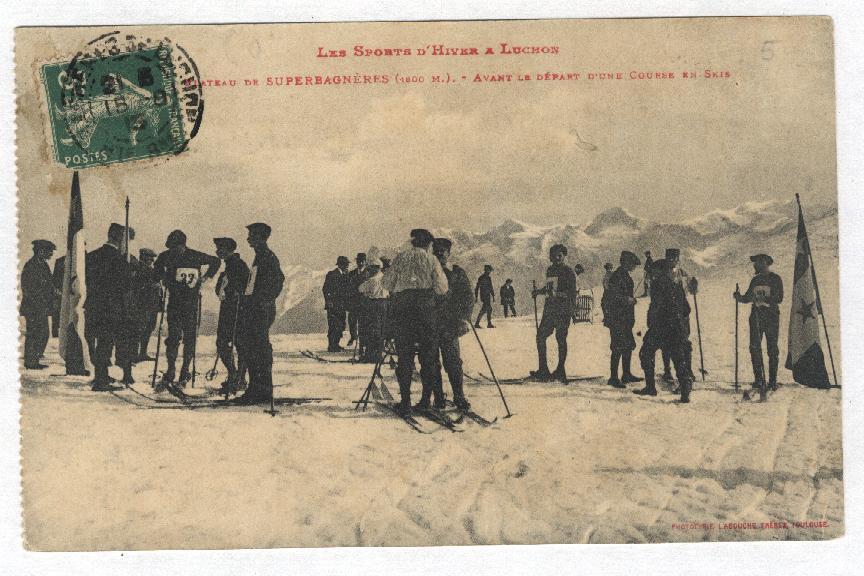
[16,18,836,268]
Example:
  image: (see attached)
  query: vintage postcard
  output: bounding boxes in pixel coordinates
[15,17,841,550]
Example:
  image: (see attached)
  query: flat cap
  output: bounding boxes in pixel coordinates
[432,237,453,252]
[109,222,135,239]
[410,228,435,246]
[165,229,187,248]
[32,239,56,251]
[139,248,156,258]
[247,222,272,239]
[213,237,237,252]
[620,251,641,267]
[750,253,773,266]
[484,264,494,271]
[665,248,681,260]
[337,255,350,266]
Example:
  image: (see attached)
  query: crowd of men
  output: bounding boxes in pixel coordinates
[22,222,784,412]
[20,222,285,405]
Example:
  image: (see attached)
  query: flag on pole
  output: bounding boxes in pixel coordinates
[58,172,91,374]
[785,203,830,388]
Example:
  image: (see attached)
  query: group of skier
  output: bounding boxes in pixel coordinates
[21,222,284,405]
[21,220,786,413]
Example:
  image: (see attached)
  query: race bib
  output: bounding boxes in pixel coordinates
[175,267,200,288]
[245,266,257,296]
[754,285,771,306]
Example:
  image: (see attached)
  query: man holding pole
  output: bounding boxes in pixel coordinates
[425,237,474,410]
[213,237,250,395]
[530,244,578,383]
[154,230,221,386]
[734,254,783,392]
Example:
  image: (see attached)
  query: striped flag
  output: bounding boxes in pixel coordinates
[58,172,91,374]
[784,203,830,388]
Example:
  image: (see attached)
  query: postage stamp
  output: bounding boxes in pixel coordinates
[14,18,842,551]
[39,33,201,168]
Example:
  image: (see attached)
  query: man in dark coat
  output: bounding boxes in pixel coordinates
[641,251,653,297]
[635,259,693,402]
[421,237,474,410]
[85,224,133,389]
[346,252,367,347]
[601,251,644,388]
[531,244,578,383]
[735,253,784,391]
[154,229,221,386]
[213,237,251,394]
[129,248,161,362]
[500,279,516,318]
[323,255,351,352]
[21,239,57,370]
[234,223,285,404]
[474,264,495,328]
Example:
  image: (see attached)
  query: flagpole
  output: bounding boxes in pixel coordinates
[795,193,838,387]
[124,196,131,263]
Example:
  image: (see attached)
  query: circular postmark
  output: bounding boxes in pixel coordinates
[43,31,204,168]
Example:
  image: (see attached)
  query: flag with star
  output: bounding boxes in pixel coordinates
[785,202,830,388]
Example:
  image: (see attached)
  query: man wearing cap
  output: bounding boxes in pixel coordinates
[635,259,693,402]
[474,264,496,328]
[214,237,250,393]
[735,254,784,391]
[641,251,654,297]
[382,228,449,412]
[425,237,474,410]
[347,252,368,348]
[531,244,578,383]
[601,251,644,388]
[130,248,161,362]
[154,229,221,386]
[358,257,389,363]
[323,256,351,352]
[602,263,614,291]
[500,279,516,318]
[662,248,697,381]
[234,223,284,405]
[21,239,57,370]
[85,224,134,389]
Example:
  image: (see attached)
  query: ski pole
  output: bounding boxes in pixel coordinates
[150,287,167,388]
[734,283,739,392]
[531,280,539,331]
[692,289,706,381]
[469,321,512,418]
[191,291,202,387]
[223,295,243,401]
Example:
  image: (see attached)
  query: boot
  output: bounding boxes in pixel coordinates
[608,376,625,389]
[551,366,567,384]
[620,351,644,383]
[634,374,658,396]
[680,380,691,403]
[768,357,779,391]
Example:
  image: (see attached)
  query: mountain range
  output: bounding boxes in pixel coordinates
[199,198,838,334]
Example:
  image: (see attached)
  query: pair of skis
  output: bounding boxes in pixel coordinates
[300,349,359,364]
[376,402,496,434]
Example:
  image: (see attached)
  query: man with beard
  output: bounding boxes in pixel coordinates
[601,251,643,388]
[382,228,449,413]
[154,230,221,387]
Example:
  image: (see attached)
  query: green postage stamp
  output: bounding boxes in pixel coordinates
[40,44,188,168]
